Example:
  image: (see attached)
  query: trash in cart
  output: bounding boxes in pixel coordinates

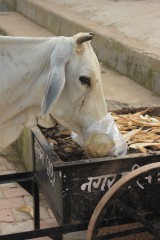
[41,106,160,161]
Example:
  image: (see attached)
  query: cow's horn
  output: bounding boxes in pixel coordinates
[76,32,94,44]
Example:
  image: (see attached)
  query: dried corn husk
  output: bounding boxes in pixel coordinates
[123,128,142,142]
[112,107,160,154]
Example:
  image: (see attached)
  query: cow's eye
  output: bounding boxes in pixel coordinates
[79,76,91,87]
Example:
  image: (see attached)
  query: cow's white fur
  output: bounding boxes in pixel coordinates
[0,33,110,157]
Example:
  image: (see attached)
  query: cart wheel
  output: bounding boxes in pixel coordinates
[86,162,160,240]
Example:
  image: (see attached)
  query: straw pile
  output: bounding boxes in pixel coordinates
[112,108,160,154]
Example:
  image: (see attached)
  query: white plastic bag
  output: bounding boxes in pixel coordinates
[72,113,127,157]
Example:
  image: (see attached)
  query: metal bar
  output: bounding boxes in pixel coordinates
[0,223,88,240]
[97,226,149,239]
[49,233,63,240]
[115,199,160,238]
[0,171,33,184]
[33,180,40,230]
[18,180,33,195]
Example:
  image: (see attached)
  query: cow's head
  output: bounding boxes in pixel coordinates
[41,32,127,158]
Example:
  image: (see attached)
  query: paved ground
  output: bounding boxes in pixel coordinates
[0,146,58,239]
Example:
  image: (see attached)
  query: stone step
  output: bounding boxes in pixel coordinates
[0,11,53,37]
[0,11,159,110]
[14,0,160,96]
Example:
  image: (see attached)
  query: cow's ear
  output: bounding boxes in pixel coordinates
[42,65,65,115]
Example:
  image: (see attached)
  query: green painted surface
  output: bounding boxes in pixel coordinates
[15,128,33,171]
[0,0,17,11]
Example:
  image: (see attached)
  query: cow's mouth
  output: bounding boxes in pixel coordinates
[71,113,127,158]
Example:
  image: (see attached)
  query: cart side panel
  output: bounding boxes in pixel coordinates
[65,156,160,224]
[33,128,64,225]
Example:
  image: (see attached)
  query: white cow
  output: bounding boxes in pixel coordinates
[0,32,126,157]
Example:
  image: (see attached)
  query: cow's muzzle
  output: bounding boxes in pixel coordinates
[72,113,127,158]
